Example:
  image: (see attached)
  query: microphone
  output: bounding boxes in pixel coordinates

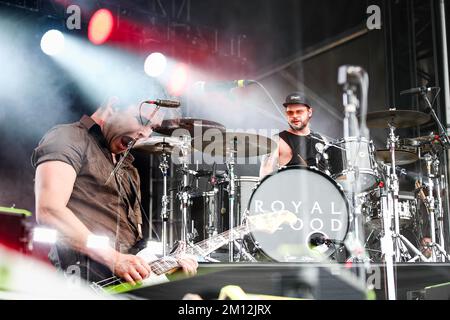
[145,99,181,108]
[193,79,256,92]
[400,86,437,95]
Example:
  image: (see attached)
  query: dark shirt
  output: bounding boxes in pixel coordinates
[279,130,327,171]
[31,116,144,271]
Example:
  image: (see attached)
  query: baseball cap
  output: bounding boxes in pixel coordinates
[283,92,312,108]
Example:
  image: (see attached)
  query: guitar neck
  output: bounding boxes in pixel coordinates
[149,224,248,276]
[150,256,179,276]
[186,224,248,257]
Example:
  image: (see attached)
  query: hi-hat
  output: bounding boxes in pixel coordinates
[192,132,277,158]
[376,149,419,165]
[133,136,189,154]
[367,110,431,129]
[153,118,226,137]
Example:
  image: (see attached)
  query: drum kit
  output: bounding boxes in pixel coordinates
[134,118,275,259]
[132,109,450,263]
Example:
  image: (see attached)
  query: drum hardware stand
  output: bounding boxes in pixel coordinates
[383,123,430,263]
[380,123,430,299]
[419,88,450,260]
[159,149,170,256]
[225,137,238,262]
[422,153,450,262]
[433,157,450,261]
[177,135,193,244]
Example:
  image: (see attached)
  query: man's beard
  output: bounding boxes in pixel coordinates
[289,121,308,131]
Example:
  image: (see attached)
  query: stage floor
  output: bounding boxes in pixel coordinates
[124,262,450,300]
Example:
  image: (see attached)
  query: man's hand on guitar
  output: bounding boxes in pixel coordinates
[176,255,198,276]
[112,253,152,285]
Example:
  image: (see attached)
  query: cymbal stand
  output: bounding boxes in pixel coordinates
[423,154,450,261]
[159,148,170,255]
[178,135,193,244]
[225,137,238,262]
[385,124,429,263]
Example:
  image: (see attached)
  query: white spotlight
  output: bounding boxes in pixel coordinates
[40,30,65,56]
[86,235,110,249]
[33,227,57,244]
[144,52,167,77]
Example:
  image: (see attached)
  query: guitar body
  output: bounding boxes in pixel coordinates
[88,210,296,293]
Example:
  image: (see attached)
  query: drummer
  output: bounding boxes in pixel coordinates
[260,92,329,178]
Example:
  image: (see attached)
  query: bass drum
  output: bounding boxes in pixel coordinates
[244,166,350,262]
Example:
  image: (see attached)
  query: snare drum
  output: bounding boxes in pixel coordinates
[325,137,379,193]
[245,166,350,262]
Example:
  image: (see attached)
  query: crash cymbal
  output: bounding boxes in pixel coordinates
[192,132,277,157]
[367,110,431,129]
[133,136,189,154]
[375,149,419,165]
[153,118,226,137]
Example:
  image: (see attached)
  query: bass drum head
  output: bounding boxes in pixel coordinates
[246,166,350,262]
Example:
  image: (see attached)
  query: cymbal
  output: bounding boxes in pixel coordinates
[192,132,277,157]
[375,149,419,165]
[133,136,189,154]
[153,118,226,136]
[366,110,431,129]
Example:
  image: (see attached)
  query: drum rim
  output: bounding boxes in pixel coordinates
[244,165,351,261]
[332,169,379,190]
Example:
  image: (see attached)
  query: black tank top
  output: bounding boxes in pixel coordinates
[279,130,327,171]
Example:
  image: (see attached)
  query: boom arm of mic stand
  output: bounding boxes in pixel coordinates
[421,92,450,148]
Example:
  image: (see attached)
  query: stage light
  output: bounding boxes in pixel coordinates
[88,8,114,45]
[33,228,57,244]
[144,52,167,77]
[86,235,110,249]
[40,30,65,56]
[168,63,188,96]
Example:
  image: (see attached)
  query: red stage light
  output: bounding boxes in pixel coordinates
[168,63,189,96]
[88,9,114,45]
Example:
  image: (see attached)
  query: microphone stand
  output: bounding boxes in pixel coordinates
[338,65,372,297]
[420,90,450,148]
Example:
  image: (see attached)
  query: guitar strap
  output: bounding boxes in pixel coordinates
[126,173,144,239]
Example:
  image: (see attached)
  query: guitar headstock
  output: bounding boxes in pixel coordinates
[246,210,297,234]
